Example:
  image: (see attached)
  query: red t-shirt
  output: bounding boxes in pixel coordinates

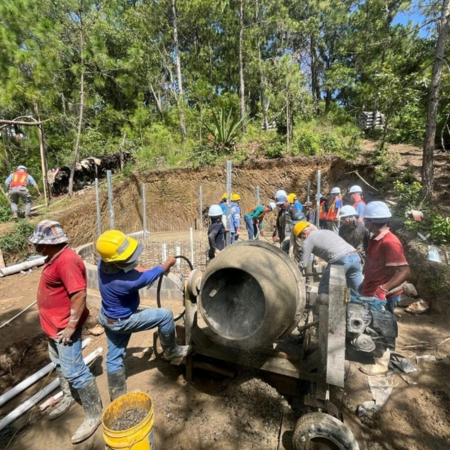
[37,246,89,338]
[361,229,408,298]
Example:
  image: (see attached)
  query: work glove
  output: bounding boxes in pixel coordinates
[214,249,221,256]
[260,230,265,236]
[57,326,76,345]
[273,235,279,243]
[373,285,388,301]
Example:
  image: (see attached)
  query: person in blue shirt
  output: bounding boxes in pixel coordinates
[229,193,241,242]
[5,165,41,218]
[96,230,191,401]
[288,193,303,212]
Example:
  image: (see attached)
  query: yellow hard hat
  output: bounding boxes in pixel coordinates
[294,221,309,237]
[96,230,140,263]
[287,193,297,204]
[222,192,227,199]
[231,193,241,201]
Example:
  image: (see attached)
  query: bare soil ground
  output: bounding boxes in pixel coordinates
[0,263,450,450]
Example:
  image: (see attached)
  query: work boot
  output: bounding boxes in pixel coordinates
[48,370,74,420]
[159,330,192,360]
[71,379,103,444]
[107,369,127,402]
[359,349,391,376]
[12,211,18,219]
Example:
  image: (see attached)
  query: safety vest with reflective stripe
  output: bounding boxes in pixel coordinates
[319,200,327,220]
[326,196,342,221]
[9,171,28,188]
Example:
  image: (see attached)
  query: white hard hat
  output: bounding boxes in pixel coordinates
[268,202,276,211]
[340,205,358,218]
[276,193,288,205]
[315,193,323,200]
[349,185,363,194]
[362,201,392,222]
[208,204,223,217]
[17,165,27,171]
[330,187,341,195]
[275,189,287,199]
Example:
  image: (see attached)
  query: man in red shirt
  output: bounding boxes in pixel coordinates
[29,220,102,444]
[356,202,410,375]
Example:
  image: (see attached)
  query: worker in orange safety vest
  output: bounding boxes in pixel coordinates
[5,165,41,218]
[326,187,342,233]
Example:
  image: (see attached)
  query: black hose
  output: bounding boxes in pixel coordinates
[156,255,194,322]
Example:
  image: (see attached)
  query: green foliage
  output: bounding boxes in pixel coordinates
[264,142,285,159]
[203,108,243,153]
[0,207,12,224]
[293,129,321,156]
[430,216,450,244]
[372,144,399,187]
[0,221,35,253]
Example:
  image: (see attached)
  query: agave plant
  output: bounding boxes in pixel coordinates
[203,108,244,153]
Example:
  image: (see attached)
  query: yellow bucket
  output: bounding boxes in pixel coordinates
[102,392,155,450]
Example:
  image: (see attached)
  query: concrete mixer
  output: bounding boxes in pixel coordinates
[156,240,360,450]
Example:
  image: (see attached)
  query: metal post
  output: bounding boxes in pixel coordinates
[199,186,203,230]
[307,180,311,203]
[95,178,102,236]
[190,227,195,266]
[107,170,114,229]
[256,186,260,205]
[226,160,232,246]
[316,170,321,228]
[176,246,181,270]
[142,183,147,238]
[162,243,167,261]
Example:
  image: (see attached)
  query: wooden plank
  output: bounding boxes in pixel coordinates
[326,265,347,388]
[191,326,317,381]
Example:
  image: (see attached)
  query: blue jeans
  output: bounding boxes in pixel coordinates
[318,253,363,297]
[98,308,175,374]
[244,215,257,240]
[48,328,93,390]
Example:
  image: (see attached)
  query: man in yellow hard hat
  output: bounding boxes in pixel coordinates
[296,225,362,296]
[289,220,317,263]
[230,193,241,242]
[96,230,191,401]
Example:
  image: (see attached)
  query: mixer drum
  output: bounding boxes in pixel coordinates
[198,240,306,350]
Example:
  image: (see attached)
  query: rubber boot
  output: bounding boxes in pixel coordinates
[48,370,74,420]
[107,369,127,402]
[359,349,391,376]
[71,379,103,444]
[159,330,192,360]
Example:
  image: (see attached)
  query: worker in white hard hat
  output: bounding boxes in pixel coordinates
[348,185,366,220]
[273,190,305,254]
[244,202,276,240]
[338,205,369,261]
[326,187,342,233]
[208,204,227,258]
[354,201,410,376]
[5,165,41,218]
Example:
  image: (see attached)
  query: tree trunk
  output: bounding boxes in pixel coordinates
[33,101,49,206]
[286,83,290,152]
[68,7,85,197]
[238,0,246,133]
[310,36,320,113]
[422,0,450,197]
[172,0,187,141]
